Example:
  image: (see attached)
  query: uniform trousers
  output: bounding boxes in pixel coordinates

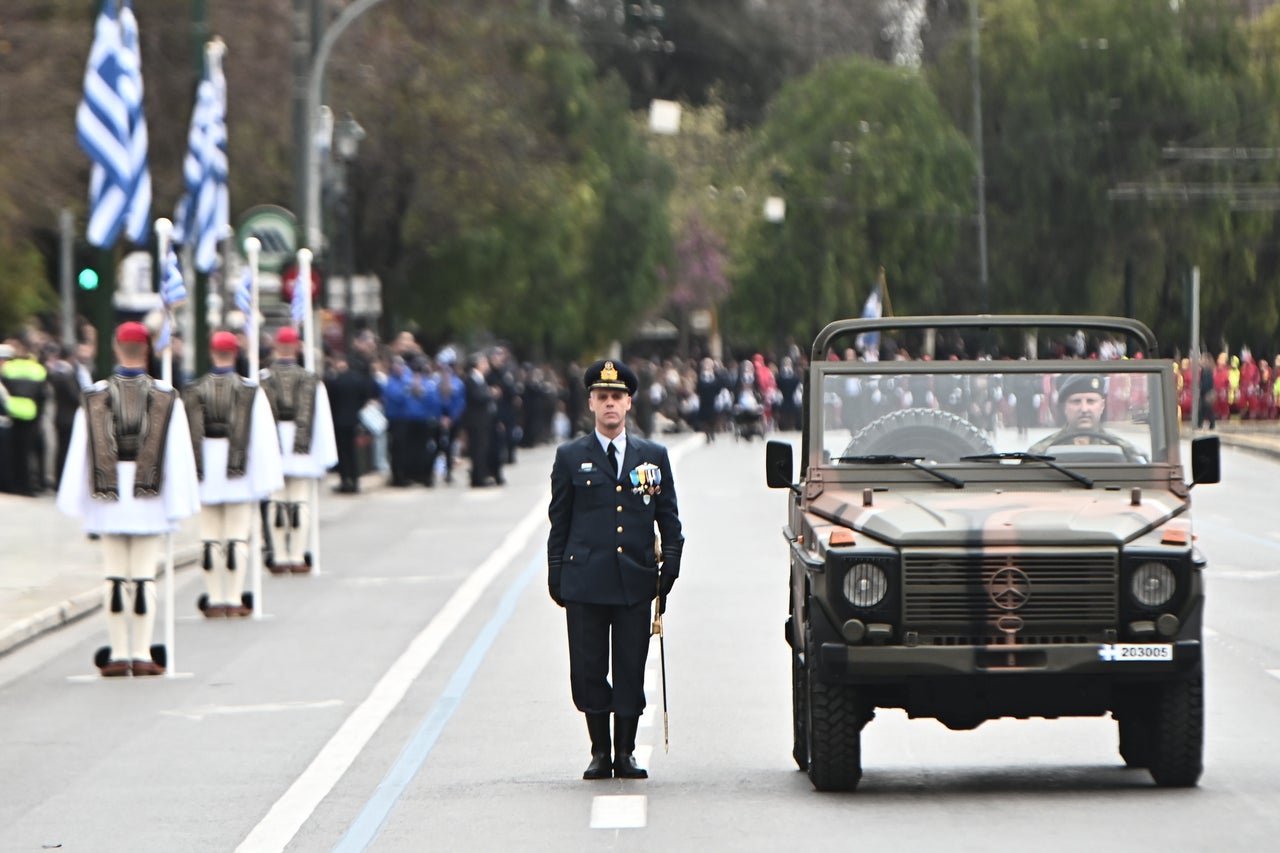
[100,533,161,662]
[566,599,652,716]
[200,502,252,606]
[271,477,314,564]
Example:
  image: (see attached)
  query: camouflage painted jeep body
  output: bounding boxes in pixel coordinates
[766,315,1221,792]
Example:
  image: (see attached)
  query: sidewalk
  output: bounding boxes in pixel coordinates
[0,469,382,658]
[3,423,1279,659]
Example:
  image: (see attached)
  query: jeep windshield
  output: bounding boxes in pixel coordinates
[818,364,1167,467]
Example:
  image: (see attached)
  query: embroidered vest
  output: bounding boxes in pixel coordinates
[83,374,176,500]
[184,372,257,480]
[261,362,318,455]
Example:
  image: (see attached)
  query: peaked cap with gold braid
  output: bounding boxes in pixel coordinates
[584,359,638,395]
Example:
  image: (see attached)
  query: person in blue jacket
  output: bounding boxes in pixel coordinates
[547,359,685,781]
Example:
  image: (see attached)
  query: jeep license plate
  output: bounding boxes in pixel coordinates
[1098,643,1173,662]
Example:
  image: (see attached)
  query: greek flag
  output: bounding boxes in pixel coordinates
[235,267,255,340]
[173,39,228,273]
[76,0,151,248]
[854,283,882,361]
[290,271,308,325]
[155,247,187,352]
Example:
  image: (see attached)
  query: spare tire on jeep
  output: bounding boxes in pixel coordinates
[843,408,995,461]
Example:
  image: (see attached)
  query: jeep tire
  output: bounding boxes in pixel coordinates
[843,408,995,461]
[1116,714,1151,769]
[792,651,809,771]
[1146,675,1204,787]
[806,675,863,792]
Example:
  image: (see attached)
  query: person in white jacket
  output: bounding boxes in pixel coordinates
[259,326,337,573]
[57,322,201,677]
[183,331,284,616]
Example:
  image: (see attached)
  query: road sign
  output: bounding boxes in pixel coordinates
[236,206,298,273]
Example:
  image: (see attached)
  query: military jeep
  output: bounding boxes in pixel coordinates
[765,315,1220,792]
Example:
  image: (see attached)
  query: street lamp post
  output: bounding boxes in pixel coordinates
[333,114,365,353]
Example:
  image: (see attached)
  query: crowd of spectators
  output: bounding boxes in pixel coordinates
[13,317,1278,496]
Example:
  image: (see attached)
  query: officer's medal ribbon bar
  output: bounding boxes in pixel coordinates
[630,463,662,505]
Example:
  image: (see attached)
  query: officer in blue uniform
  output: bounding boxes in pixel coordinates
[547,359,684,780]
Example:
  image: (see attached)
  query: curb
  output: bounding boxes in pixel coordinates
[0,546,201,659]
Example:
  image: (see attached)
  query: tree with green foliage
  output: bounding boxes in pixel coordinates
[725,54,974,353]
[323,8,673,360]
[929,0,1280,353]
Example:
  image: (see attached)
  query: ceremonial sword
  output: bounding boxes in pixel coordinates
[652,569,669,753]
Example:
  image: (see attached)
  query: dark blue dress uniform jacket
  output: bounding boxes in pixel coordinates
[547,433,683,606]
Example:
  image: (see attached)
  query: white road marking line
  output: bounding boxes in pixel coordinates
[160,699,343,722]
[590,795,647,829]
[235,501,546,853]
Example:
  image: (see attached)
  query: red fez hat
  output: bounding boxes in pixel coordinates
[275,327,300,345]
[211,331,240,352]
[115,322,149,345]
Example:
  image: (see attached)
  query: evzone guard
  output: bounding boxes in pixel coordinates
[183,331,284,616]
[56,322,202,677]
[259,326,337,573]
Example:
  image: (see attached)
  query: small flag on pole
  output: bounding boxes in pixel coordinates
[173,38,228,273]
[290,270,307,326]
[156,247,187,352]
[76,0,151,248]
[235,266,255,340]
[854,282,883,361]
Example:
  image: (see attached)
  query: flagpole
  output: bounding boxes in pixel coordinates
[297,248,322,577]
[245,237,266,618]
[155,216,179,679]
[878,266,894,318]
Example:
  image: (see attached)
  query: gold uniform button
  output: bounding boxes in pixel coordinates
[616,546,623,553]
[616,505,623,512]
[616,484,623,492]
[616,526,623,533]
[586,479,592,486]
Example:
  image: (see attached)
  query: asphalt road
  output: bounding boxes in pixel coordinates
[0,435,1277,853]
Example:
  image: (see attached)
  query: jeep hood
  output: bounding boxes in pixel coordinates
[810,487,1186,547]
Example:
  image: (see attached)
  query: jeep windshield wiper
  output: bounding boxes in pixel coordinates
[833,454,965,488]
[959,452,1094,489]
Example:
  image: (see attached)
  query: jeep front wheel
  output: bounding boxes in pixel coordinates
[1146,675,1204,788]
[792,651,809,771]
[806,675,863,791]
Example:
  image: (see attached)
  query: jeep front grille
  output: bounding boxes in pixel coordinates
[902,549,1118,644]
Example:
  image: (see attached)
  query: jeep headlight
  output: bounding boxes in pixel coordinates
[1131,561,1176,608]
[843,562,888,608]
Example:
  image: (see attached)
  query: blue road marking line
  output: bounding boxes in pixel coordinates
[333,551,542,852]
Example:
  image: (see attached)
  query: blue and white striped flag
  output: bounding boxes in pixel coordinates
[235,266,255,340]
[173,39,228,273]
[290,270,308,325]
[76,0,152,248]
[854,283,882,361]
[155,247,187,352]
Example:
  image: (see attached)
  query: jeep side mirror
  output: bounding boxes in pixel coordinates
[766,440,794,490]
[1190,435,1220,484]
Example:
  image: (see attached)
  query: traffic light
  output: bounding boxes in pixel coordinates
[78,265,100,290]
[74,241,100,290]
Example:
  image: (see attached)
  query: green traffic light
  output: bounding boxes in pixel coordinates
[78,268,99,290]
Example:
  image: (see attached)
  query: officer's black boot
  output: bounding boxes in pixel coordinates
[583,713,613,780]
[613,714,648,779]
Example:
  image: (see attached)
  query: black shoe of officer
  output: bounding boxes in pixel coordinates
[583,713,613,780]
[613,714,648,779]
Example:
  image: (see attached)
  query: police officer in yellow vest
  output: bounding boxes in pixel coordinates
[0,336,48,496]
